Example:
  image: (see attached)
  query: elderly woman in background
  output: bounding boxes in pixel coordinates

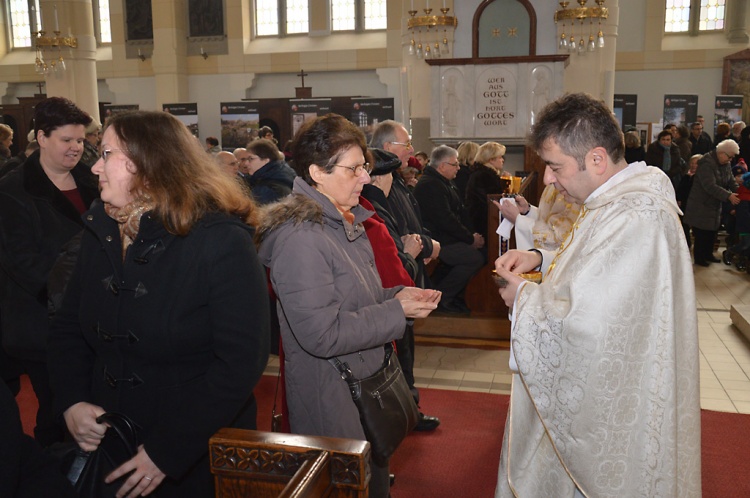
[0,97,98,447]
[256,114,440,498]
[47,111,270,497]
[465,141,509,240]
[683,139,740,266]
[245,138,296,204]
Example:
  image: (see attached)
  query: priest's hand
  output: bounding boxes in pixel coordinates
[495,249,541,274]
[494,265,524,308]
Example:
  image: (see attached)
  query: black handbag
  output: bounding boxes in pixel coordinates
[329,343,419,466]
[51,412,141,498]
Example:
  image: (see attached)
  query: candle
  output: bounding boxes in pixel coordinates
[200,46,205,55]
[426,0,430,8]
[54,5,59,32]
[443,0,447,9]
[410,0,414,9]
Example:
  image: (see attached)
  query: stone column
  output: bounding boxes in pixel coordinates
[152,0,189,109]
[726,0,749,44]
[41,0,100,121]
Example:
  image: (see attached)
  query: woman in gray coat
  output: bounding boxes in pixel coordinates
[683,139,740,266]
[256,114,440,498]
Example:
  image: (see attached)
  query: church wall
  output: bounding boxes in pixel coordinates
[613,0,750,128]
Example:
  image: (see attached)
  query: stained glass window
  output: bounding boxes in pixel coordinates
[286,0,308,34]
[698,0,725,31]
[331,0,385,32]
[331,0,355,31]
[256,0,279,36]
[363,0,386,30]
[664,0,725,34]
[8,0,39,48]
[97,0,112,44]
[665,0,690,33]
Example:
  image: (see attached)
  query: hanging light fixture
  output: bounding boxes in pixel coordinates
[554,0,608,56]
[407,3,458,61]
[33,5,77,74]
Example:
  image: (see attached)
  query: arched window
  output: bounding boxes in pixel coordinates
[331,0,386,32]
[255,0,309,37]
[665,0,725,34]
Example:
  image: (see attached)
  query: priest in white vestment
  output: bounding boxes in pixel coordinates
[494,93,701,498]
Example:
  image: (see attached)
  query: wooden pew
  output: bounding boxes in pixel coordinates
[210,429,370,498]
[414,149,546,341]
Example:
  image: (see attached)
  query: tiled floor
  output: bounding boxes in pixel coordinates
[265,244,750,415]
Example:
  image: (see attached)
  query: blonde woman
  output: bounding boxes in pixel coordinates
[465,141,508,239]
[455,140,479,200]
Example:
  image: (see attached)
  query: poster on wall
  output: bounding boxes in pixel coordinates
[101,104,139,124]
[289,99,332,138]
[613,94,637,131]
[163,103,199,137]
[348,98,394,142]
[220,101,260,150]
[662,95,698,127]
[714,95,744,132]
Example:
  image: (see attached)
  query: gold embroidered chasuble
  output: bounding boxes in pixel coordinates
[496,163,701,497]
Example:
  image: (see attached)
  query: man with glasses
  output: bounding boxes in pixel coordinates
[233,147,252,178]
[690,121,712,155]
[413,145,485,315]
[370,120,441,432]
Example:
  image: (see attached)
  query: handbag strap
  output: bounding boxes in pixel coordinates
[328,342,394,382]
[95,412,140,455]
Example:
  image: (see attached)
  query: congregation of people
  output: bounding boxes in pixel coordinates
[630,116,750,269]
[0,92,706,498]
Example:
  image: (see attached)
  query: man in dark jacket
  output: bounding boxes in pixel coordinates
[690,121,713,155]
[413,145,485,315]
[370,122,440,432]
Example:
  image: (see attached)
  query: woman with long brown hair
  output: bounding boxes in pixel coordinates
[48,110,270,497]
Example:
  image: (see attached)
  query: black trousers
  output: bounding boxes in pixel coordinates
[432,242,485,304]
[395,323,418,405]
[692,227,717,263]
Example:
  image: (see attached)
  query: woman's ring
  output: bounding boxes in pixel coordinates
[144,476,153,481]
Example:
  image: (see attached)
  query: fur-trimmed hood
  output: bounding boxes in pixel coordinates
[254,192,324,246]
[255,177,374,267]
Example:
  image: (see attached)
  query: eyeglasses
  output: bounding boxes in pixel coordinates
[444,161,459,167]
[391,140,413,149]
[333,163,372,175]
[239,156,252,162]
[101,149,129,162]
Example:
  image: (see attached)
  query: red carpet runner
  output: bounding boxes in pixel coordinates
[17,374,750,497]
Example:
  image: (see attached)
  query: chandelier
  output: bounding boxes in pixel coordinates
[406,2,458,60]
[33,6,78,74]
[554,0,608,55]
